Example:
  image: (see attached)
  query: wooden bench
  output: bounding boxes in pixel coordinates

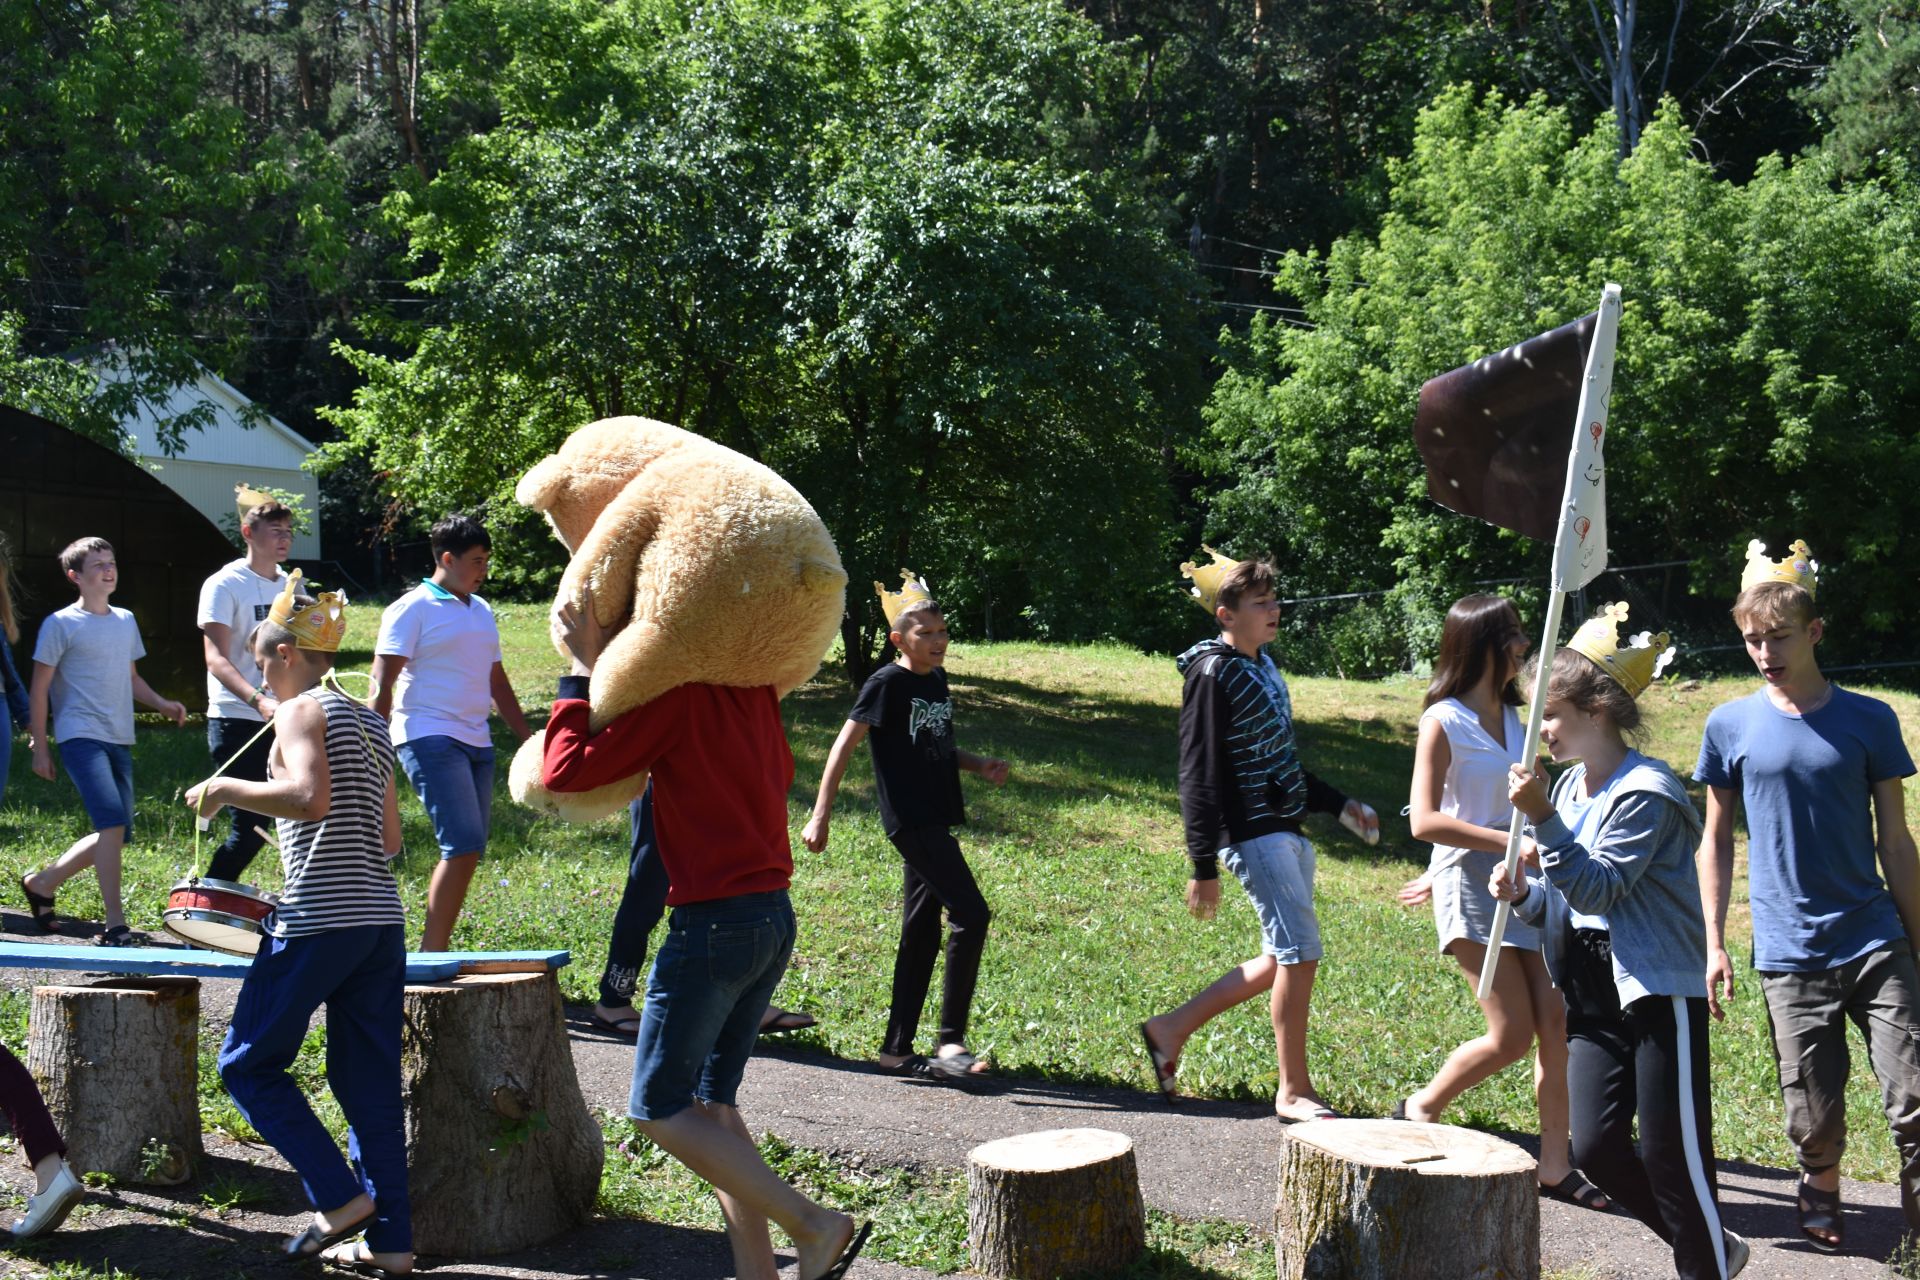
[3,941,600,1255]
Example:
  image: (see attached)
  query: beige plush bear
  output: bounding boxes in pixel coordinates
[507,416,847,822]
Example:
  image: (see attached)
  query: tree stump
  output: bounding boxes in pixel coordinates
[400,972,602,1256]
[967,1127,1145,1279]
[1274,1119,1538,1280]
[26,977,202,1185]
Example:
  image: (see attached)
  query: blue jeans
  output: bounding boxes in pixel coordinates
[1221,831,1321,964]
[630,890,794,1121]
[219,924,410,1252]
[396,735,494,858]
[57,738,134,835]
[601,786,669,1008]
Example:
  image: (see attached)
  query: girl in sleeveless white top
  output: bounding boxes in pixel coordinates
[1392,595,1606,1211]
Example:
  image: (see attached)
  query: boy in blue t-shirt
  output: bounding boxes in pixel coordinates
[1694,540,1920,1253]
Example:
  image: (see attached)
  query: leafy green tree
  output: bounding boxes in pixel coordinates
[1805,1,1920,172]
[322,0,1207,677]
[1204,85,1920,671]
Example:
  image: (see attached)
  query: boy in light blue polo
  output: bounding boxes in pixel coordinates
[372,515,530,951]
[1695,539,1920,1253]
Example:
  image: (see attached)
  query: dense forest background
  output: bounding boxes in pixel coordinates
[4,0,1916,679]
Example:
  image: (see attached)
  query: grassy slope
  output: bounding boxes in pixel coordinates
[3,610,1915,1184]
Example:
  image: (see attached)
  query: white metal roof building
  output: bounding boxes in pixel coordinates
[100,358,324,561]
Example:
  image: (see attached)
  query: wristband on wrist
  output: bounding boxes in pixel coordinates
[247,686,262,707]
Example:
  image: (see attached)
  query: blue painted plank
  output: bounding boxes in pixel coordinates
[0,942,462,983]
[419,950,571,971]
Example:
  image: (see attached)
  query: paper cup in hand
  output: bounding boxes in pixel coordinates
[1339,803,1380,846]
[196,814,213,832]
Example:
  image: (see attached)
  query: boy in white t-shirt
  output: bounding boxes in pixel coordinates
[21,537,186,944]
[372,515,530,951]
[197,490,293,883]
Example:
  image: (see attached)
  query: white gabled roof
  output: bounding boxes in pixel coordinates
[89,351,317,466]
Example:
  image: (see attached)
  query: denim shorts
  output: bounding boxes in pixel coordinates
[396,735,494,858]
[1221,830,1320,964]
[58,738,134,835]
[630,890,795,1122]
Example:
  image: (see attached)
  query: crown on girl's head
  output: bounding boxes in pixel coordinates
[235,484,275,522]
[876,570,934,629]
[268,569,348,653]
[1567,601,1676,698]
[1180,546,1243,614]
[1740,538,1818,599]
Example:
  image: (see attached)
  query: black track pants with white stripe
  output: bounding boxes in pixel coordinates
[1569,993,1728,1280]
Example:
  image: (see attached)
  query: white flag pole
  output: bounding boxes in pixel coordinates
[1477,283,1622,1001]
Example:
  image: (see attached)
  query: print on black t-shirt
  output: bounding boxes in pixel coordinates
[849,664,966,837]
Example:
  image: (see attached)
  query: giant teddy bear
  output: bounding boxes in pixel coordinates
[507,416,847,823]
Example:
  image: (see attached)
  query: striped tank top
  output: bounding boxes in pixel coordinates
[269,685,405,938]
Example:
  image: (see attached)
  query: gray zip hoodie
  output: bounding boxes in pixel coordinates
[1510,751,1707,1007]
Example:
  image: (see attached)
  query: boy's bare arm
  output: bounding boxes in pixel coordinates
[382,771,403,859]
[369,653,406,719]
[202,622,278,717]
[801,719,871,852]
[1873,777,1920,947]
[130,664,187,725]
[189,697,331,821]
[1696,784,1738,1018]
[27,661,53,778]
[489,661,532,742]
[956,749,1009,786]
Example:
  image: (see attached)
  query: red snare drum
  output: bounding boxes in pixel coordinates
[162,877,279,956]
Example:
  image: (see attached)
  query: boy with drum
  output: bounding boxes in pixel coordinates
[188,576,413,1275]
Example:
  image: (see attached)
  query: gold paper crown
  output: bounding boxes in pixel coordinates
[234,484,275,523]
[1567,601,1676,698]
[1180,545,1243,614]
[876,570,935,629]
[268,569,348,653]
[1740,538,1818,600]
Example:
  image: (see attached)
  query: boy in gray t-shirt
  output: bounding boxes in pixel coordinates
[22,537,185,945]
[1694,540,1920,1252]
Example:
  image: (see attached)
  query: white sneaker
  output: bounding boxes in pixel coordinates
[1724,1228,1750,1279]
[11,1157,84,1238]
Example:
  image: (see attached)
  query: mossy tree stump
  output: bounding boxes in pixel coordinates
[966,1127,1145,1278]
[401,972,602,1256]
[26,977,202,1185]
[1275,1119,1538,1280]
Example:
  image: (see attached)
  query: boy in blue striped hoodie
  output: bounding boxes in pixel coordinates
[1140,552,1378,1122]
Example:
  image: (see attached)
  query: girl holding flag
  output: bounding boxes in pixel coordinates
[1491,604,1746,1280]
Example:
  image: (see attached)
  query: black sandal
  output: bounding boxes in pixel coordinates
[1797,1172,1843,1253]
[19,875,56,931]
[1540,1169,1610,1212]
[805,1220,871,1280]
[878,1054,935,1080]
[94,924,147,947]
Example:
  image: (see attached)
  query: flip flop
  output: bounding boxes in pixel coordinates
[1139,1023,1178,1105]
[759,1007,818,1035]
[1273,1102,1340,1125]
[1797,1173,1843,1253]
[591,1011,643,1038]
[806,1219,871,1280]
[319,1238,414,1276]
[285,1207,378,1258]
[1539,1169,1610,1212]
[18,875,56,932]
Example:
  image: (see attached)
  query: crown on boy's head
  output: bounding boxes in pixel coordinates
[268,569,348,653]
[235,484,274,523]
[876,570,934,629]
[1740,538,1818,600]
[1180,546,1243,614]
[1567,601,1676,698]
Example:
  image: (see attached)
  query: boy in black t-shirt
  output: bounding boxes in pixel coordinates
[804,573,1009,1083]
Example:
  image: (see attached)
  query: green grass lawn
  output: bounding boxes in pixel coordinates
[3,608,1917,1188]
